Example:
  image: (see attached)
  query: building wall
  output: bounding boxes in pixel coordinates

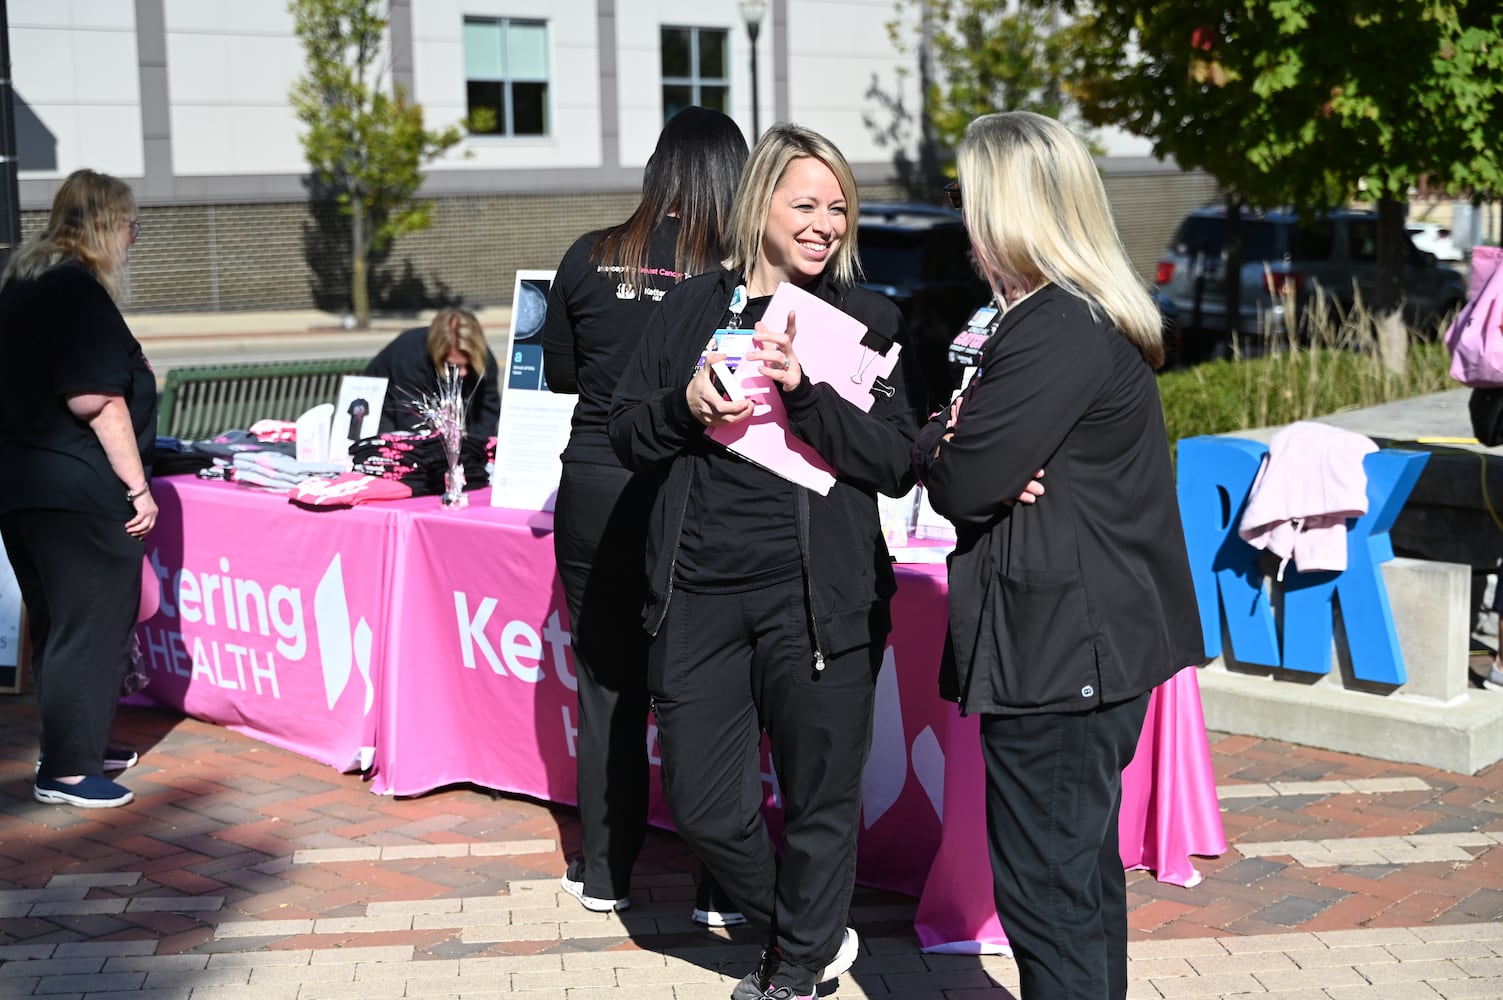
[4,166,1202,315]
[9,0,1213,313]
[164,0,305,177]
[414,0,606,174]
[1104,165,1222,281]
[10,0,144,178]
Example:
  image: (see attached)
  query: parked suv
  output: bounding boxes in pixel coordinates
[1155,207,1466,353]
[857,203,990,413]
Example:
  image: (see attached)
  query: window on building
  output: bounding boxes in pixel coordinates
[464,17,549,136]
[661,26,729,122]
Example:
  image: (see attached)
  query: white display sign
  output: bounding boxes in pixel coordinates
[330,376,389,469]
[295,403,335,464]
[491,269,574,512]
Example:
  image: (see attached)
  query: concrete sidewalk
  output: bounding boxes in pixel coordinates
[4,680,1503,999]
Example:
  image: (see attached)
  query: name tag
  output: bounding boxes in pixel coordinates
[698,329,755,369]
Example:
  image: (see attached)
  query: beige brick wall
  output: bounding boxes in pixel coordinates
[21,190,644,314]
[17,171,1215,312]
[1106,172,1223,281]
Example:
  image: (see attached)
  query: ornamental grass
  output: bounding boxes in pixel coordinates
[1158,278,1457,448]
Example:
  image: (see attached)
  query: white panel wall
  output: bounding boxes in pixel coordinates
[11,0,144,179]
[785,0,921,168]
[164,0,306,175]
[412,0,602,171]
[615,0,764,168]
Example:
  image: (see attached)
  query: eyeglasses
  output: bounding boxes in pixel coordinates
[943,181,961,211]
[124,218,141,240]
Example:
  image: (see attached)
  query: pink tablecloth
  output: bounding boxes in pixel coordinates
[133,477,413,770]
[912,665,1223,953]
[137,478,1226,950]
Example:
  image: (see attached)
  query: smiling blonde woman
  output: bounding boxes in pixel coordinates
[608,123,920,1000]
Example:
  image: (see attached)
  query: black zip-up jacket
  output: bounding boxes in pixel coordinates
[607,267,920,659]
[913,284,1204,715]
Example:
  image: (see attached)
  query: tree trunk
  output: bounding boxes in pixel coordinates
[917,8,942,192]
[1222,193,1244,345]
[351,199,370,329]
[1375,196,1406,322]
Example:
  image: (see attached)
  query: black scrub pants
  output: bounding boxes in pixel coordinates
[552,461,655,898]
[648,579,881,993]
[979,690,1152,1000]
[1,508,141,780]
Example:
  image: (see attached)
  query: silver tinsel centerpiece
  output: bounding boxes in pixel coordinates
[406,362,469,508]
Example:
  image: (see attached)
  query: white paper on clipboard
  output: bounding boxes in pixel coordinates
[709,282,902,495]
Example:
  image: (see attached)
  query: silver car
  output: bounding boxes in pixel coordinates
[1154,207,1466,348]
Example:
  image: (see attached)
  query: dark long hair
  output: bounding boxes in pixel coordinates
[590,106,748,295]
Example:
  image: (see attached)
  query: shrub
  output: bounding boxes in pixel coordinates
[1160,288,1456,447]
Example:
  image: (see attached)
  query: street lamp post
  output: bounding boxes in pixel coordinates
[738,0,767,139]
[0,0,20,274]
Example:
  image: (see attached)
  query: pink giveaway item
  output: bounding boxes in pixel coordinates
[1446,245,1503,387]
[709,281,903,495]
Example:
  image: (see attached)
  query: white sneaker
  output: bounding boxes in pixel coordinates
[559,859,629,913]
[818,927,859,982]
[692,876,746,926]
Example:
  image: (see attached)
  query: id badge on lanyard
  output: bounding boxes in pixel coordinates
[697,284,754,371]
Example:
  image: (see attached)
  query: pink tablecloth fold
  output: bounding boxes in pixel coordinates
[913,666,1226,954]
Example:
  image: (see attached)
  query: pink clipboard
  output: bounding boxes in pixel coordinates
[709,282,902,495]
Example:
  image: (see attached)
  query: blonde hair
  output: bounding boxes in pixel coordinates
[3,168,136,299]
[724,123,863,287]
[957,112,1164,368]
[426,308,487,379]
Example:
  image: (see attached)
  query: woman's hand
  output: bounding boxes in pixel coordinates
[686,352,755,428]
[749,310,802,391]
[1009,469,1046,506]
[933,394,1043,504]
[126,488,158,538]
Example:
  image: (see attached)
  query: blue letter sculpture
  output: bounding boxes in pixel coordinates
[1176,436,1428,685]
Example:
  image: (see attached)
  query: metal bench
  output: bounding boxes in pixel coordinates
[156,358,371,440]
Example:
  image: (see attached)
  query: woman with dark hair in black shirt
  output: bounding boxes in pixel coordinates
[541,106,748,919]
[0,169,156,809]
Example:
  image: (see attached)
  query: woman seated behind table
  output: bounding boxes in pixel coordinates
[364,307,500,446]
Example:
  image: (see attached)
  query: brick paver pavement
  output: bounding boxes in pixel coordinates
[4,680,1503,998]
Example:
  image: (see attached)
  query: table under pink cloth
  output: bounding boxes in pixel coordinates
[132,477,421,771]
[136,478,1226,951]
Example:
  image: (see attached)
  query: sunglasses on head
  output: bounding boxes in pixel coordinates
[944,181,961,211]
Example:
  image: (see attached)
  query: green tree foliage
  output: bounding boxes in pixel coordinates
[1071,1,1503,318]
[889,0,1105,157]
[289,0,463,328]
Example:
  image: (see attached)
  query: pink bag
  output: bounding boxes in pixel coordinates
[1446,245,1503,387]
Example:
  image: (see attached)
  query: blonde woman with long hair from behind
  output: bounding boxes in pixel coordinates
[913,112,1203,999]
